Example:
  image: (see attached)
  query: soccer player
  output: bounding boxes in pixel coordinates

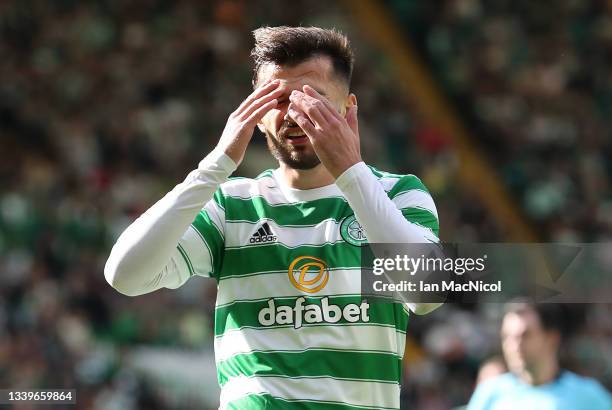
[105,26,441,409]
[467,302,612,410]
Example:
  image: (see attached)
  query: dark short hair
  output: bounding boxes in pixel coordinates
[504,300,569,337]
[251,26,354,88]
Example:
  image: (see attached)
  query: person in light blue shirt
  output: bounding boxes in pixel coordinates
[468,302,612,410]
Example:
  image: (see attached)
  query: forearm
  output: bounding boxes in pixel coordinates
[336,162,442,314]
[104,149,236,295]
[335,162,438,244]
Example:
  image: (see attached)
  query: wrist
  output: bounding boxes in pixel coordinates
[199,148,238,175]
[216,140,244,165]
[329,156,363,178]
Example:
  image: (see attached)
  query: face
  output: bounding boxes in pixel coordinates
[501,310,558,375]
[255,56,354,170]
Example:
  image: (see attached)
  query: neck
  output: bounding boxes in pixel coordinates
[278,162,335,189]
[518,359,560,386]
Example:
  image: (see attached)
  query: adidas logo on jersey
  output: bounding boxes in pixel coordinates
[249,222,277,243]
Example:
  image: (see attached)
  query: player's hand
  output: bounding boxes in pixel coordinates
[217,79,283,165]
[287,85,361,178]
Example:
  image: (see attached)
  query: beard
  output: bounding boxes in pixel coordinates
[264,121,321,170]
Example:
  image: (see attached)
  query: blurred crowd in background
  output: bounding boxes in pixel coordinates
[0,1,610,409]
[389,0,612,242]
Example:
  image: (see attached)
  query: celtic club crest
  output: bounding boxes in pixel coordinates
[340,214,368,246]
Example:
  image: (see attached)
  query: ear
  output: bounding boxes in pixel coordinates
[345,93,357,111]
[345,93,358,135]
[257,123,266,133]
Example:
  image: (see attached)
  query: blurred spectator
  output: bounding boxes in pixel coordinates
[467,302,612,409]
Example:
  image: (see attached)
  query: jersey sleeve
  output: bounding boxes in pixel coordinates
[388,174,439,242]
[390,175,441,314]
[177,189,226,280]
[104,149,236,296]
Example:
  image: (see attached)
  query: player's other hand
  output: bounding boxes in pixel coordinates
[288,85,361,178]
[217,79,283,165]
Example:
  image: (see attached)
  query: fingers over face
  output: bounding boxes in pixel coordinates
[287,106,320,139]
[245,99,278,125]
[239,84,284,121]
[302,85,341,119]
[289,90,336,127]
[236,79,281,117]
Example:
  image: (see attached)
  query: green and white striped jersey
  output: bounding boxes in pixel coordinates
[177,165,439,410]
